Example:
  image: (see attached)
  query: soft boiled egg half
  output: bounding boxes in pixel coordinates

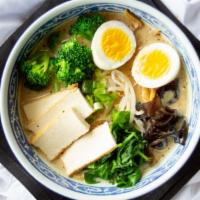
[91,20,136,70]
[132,43,180,88]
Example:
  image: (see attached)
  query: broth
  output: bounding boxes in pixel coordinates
[18,12,188,181]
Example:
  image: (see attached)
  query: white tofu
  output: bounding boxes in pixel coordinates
[27,88,93,133]
[23,90,70,122]
[31,108,90,161]
[61,122,117,176]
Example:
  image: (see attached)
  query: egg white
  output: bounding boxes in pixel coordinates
[132,43,180,88]
[91,20,136,70]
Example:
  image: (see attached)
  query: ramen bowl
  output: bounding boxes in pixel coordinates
[1,0,200,199]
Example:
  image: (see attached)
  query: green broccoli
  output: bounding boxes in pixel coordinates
[55,38,95,86]
[69,14,105,40]
[56,59,70,81]
[20,52,50,90]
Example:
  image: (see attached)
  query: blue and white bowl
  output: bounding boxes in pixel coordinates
[1,0,200,199]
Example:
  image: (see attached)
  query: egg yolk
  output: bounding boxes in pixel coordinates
[140,50,170,79]
[101,28,132,61]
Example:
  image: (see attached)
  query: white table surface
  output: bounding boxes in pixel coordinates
[0,0,200,200]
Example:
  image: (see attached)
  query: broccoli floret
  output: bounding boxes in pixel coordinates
[55,38,95,86]
[56,59,70,81]
[49,57,59,73]
[20,52,50,90]
[69,14,105,40]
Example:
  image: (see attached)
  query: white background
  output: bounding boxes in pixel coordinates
[0,0,200,200]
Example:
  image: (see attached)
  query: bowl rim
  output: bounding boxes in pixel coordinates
[1,0,200,199]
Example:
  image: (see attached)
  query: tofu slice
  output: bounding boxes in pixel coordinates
[23,90,71,122]
[26,88,93,133]
[31,108,90,161]
[61,122,117,176]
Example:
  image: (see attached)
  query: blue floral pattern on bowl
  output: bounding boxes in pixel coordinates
[8,3,199,195]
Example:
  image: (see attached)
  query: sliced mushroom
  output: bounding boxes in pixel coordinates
[124,9,143,31]
[158,79,180,105]
[138,96,161,117]
[136,104,188,150]
[150,138,168,150]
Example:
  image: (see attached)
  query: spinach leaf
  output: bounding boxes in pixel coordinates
[112,110,130,129]
[84,111,149,188]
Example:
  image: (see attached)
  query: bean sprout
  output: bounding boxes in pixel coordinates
[108,70,144,132]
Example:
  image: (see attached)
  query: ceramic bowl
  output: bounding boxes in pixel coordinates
[1,0,200,199]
